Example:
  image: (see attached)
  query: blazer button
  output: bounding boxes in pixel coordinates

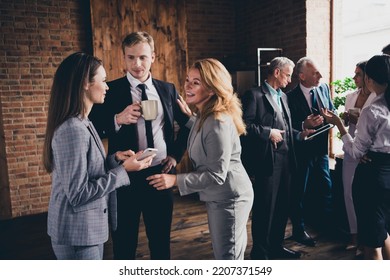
[104,208,107,213]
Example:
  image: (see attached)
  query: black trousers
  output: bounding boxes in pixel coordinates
[251,152,291,258]
[353,151,390,248]
[111,164,173,260]
[290,153,332,232]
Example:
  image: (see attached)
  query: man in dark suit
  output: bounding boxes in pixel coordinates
[89,31,189,259]
[287,57,335,246]
[241,57,311,260]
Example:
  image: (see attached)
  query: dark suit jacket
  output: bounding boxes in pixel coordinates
[287,83,335,158]
[240,82,298,177]
[89,76,189,162]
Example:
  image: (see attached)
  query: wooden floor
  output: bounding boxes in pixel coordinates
[0,192,357,260]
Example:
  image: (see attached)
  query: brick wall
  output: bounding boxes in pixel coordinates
[0,0,91,218]
[0,0,331,218]
[186,0,237,66]
[185,0,311,86]
[234,0,331,88]
[235,0,308,89]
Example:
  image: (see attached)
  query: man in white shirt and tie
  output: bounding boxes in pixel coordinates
[89,31,190,260]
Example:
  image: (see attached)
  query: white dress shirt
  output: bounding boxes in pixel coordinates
[115,72,167,166]
[344,88,376,138]
[300,83,315,109]
[342,93,390,159]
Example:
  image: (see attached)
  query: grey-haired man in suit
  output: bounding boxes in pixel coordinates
[287,57,335,247]
[241,57,312,259]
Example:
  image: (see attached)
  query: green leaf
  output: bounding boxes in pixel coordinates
[330,77,356,110]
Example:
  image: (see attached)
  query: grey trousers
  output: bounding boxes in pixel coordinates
[206,190,254,260]
[51,240,104,260]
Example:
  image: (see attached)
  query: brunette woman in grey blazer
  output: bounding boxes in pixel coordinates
[42,52,154,260]
[147,58,254,259]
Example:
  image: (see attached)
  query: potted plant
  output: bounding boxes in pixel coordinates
[331,76,356,114]
[330,76,356,163]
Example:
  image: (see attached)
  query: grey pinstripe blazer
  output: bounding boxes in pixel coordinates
[47,116,130,246]
[177,114,253,202]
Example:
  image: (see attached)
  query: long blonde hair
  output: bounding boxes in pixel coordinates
[189,58,246,135]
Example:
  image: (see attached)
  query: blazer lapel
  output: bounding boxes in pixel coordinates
[87,124,107,163]
[315,84,332,109]
[125,78,134,104]
[262,84,284,125]
[281,94,291,121]
[153,79,173,126]
[297,87,312,114]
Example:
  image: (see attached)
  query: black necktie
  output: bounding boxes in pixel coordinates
[311,88,318,109]
[137,84,154,148]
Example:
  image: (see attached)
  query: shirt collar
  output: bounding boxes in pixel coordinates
[265,81,282,97]
[126,72,154,90]
[300,83,314,96]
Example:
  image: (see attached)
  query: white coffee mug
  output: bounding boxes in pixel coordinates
[348,107,361,117]
[141,100,158,120]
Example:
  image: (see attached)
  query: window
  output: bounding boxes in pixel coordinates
[332,0,390,155]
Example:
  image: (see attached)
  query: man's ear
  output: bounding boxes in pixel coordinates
[298,72,305,81]
[274,68,281,78]
[151,52,156,63]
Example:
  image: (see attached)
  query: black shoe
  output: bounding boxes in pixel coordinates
[250,247,269,260]
[269,247,301,260]
[292,231,316,247]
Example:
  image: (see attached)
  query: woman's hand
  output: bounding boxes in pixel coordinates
[359,154,372,164]
[161,156,177,174]
[122,151,155,172]
[115,149,135,162]
[177,95,193,117]
[340,111,350,126]
[321,108,348,137]
[321,108,342,126]
[146,174,177,190]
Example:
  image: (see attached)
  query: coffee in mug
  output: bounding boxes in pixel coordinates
[141,100,158,120]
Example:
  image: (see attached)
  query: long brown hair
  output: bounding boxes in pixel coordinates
[189,58,246,135]
[42,52,102,173]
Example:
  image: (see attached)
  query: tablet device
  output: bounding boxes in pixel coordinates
[304,123,334,141]
[137,148,158,160]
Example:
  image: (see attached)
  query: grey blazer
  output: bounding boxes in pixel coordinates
[47,117,130,246]
[177,114,252,201]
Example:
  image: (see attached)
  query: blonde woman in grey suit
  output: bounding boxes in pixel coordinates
[42,52,154,260]
[147,58,254,260]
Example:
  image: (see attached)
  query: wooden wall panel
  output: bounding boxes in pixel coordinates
[90,0,188,90]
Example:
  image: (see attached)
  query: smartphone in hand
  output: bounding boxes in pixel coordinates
[137,148,158,160]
